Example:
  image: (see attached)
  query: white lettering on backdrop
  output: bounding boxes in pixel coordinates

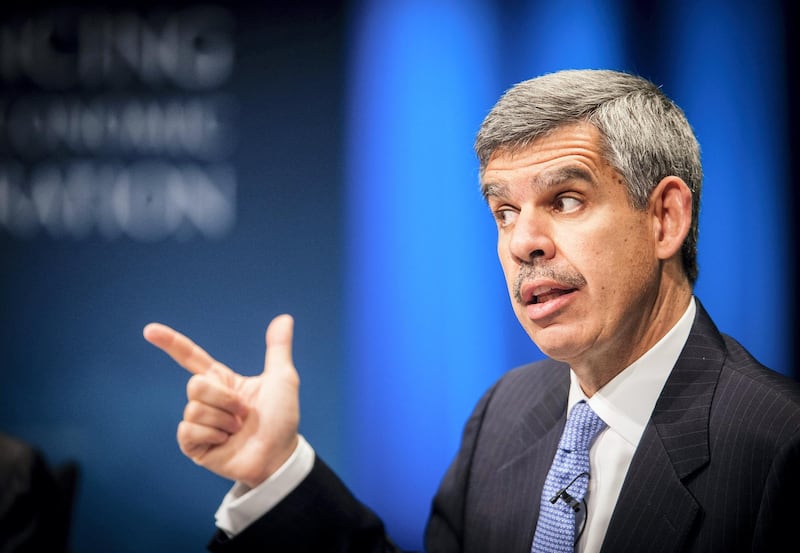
[0,5,238,241]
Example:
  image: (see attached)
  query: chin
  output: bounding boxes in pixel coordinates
[527,327,585,363]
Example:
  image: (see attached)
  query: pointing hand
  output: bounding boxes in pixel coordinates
[143,314,300,488]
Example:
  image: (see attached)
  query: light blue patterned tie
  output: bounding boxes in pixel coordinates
[531,401,606,553]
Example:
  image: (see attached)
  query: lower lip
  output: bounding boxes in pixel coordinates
[524,291,576,321]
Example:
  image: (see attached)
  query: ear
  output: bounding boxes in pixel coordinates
[650,176,693,261]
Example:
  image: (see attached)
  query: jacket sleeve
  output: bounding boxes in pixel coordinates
[750,426,800,551]
[207,456,403,553]
[206,381,500,553]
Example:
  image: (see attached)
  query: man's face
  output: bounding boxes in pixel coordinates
[482,122,660,368]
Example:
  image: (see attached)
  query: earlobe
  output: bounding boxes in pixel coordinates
[651,176,693,260]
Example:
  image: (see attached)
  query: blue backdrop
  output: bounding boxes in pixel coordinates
[1,1,796,551]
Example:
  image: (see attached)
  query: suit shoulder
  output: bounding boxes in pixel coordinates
[466,358,566,413]
[469,358,570,428]
[493,358,569,398]
[712,335,800,445]
[719,334,800,406]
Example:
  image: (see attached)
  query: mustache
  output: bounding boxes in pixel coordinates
[513,263,587,304]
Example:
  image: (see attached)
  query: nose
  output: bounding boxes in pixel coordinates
[507,210,555,263]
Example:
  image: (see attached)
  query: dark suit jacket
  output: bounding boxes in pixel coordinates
[209,302,800,552]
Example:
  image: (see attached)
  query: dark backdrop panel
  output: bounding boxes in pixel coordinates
[1,2,347,552]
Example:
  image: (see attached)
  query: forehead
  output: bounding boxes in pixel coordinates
[480,122,611,196]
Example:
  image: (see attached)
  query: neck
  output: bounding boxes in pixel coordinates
[573,283,693,397]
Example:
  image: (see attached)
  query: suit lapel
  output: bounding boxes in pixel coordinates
[600,302,724,552]
[465,361,570,553]
[496,401,566,551]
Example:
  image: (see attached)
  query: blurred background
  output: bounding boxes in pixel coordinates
[1,0,797,551]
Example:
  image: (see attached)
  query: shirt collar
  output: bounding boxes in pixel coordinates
[568,297,696,447]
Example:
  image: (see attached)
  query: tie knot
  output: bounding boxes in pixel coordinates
[558,401,606,452]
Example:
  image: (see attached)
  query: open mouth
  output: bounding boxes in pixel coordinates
[530,287,576,304]
[515,272,586,308]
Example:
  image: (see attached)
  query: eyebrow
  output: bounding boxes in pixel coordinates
[481,165,596,201]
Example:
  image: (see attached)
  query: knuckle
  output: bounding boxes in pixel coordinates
[186,374,207,399]
[183,401,201,422]
[176,421,191,447]
[207,362,227,378]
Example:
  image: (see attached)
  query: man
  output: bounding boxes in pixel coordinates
[144,69,800,552]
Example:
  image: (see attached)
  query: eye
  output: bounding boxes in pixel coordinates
[554,195,582,213]
[492,206,518,228]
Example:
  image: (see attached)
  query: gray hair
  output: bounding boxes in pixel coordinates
[475,69,702,284]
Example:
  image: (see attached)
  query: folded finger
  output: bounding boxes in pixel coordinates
[186,374,248,418]
[177,420,230,458]
[184,400,243,435]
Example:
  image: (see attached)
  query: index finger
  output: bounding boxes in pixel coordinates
[143,322,216,375]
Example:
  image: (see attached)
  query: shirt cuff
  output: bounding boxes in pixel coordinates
[214,435,315,537]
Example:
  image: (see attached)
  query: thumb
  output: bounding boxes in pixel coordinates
[263,314,294,374]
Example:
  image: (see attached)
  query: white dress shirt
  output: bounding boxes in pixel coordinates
[216,299,697,550]
[215,435,315,536]
[573,298,695,552]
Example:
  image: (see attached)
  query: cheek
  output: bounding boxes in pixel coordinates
[571,218,654,287]
[599,225,657,293]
